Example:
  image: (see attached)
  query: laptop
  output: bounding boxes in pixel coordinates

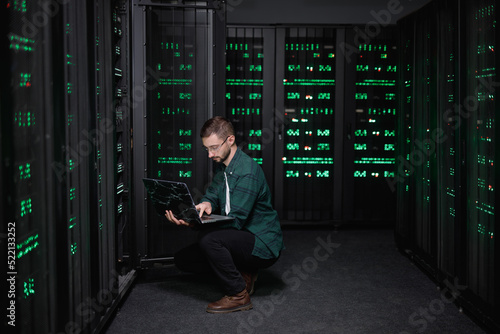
[142,178,235,225]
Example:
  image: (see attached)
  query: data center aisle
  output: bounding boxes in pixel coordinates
[105,228,488,334]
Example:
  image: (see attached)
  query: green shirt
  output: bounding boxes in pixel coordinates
[201,148,284,259]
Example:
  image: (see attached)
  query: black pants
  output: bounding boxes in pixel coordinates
[174,229,278,295]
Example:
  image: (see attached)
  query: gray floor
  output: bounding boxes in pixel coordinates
[105,228,489,334]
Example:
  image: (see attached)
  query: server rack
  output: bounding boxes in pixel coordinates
[395,0,499,331]
[131,0,227,264]
[225,25,398,225]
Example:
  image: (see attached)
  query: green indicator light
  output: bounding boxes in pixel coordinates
[354,171,367,177]
[354,157,395,164]
[24,278,35,299]
[70,243,77,255]
[287,92,300,99]
[287,129,300,136]
[253,158,263,165]
[357,65,369,71]
[249,65,262,71]
[248,144,261,151]
[179,93,192,100]
[317,170,330,178]
[384,144,395,151]
[249,130,262,137]
[282,157,334,165]
[288,65,300,71]
[179,129,192,136]
[318,93,330,99]
[287,143,300,150]
[354,144,367,150]
[158,78,192,85]
[69,188,76,200]
[286,170,300,178]
[226,79,264,86]
[20,198,32,217]
[283,79,335,86]
[381,53,388,58]
[319,65,332,71]
[384,171,395,177]
[355,129,367,136]
[19,163,31,180]
[249,93,261,100]
[179,171,192,178]
[16,234,39,259]
[180,64,192,70]
[226,92,231,99]
[179,143,192,150]
[385,130,395,136]
[231,108,260,115]
[158,157,192,164]
[317,143,330,150]
[356,93,367,100]
[68,217,77,229]
[317,129,330,136]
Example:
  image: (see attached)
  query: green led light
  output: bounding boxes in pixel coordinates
[68,217,77,229]
[283,79,335,86]
[354,143,367,150]
[20,198,32,217]
[317,170,330,177]
[355,79,395,86]
[248,144,261,150]
[282,157,334,165]
[317,143,330,150]
[287,92,300,99]
[288,65,300,71]
[249,130,262,137]
[179,64,192,70]
[287,129,300,136]
[69,188,76,201]
[318,93,330,99]
[354,170,367,177]
[253,158,263,165]
[249,65,262,71]
[287,143,300,150]
[179,171,192,178]
[23,278,35,299]
[226,92,231,99]
[249,93,261,100]
[354,157,395,164]
[179,143,192,150]
[384,144,395,151]
[161,42,179,50]
[231,108,260,115]
[158,157,192,164]
[158,78,192,85]
[355,129,367,136]
[356,93,367,100]
[319,65,332,71]
[179,93,192,100]
[163,107,190,115]
[16,234,39,259]
[286,170,300,178]
[226,78,264,86]
[19,163,31,179]
[70,242,77,255]
[179,129,192,136]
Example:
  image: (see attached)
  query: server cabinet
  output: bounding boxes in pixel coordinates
[226,26,398,224]
[395,0,499,331]
[343,27,398,223]
[132,0,226,262]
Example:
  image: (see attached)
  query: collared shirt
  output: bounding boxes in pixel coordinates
[201,148,284,259]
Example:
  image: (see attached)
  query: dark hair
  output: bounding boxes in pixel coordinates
[200,116,235,139]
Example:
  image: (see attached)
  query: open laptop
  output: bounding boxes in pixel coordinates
[142,178,235,225]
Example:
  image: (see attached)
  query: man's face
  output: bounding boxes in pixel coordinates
[202,133,231,164]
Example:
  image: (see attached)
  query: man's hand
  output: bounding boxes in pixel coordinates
[196,202,212,217]
[165,210,192,227]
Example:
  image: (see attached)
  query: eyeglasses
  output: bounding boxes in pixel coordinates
[203,136,229,153]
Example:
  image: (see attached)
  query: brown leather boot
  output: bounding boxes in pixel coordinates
[240,271,258,295]
[206,289,252,314]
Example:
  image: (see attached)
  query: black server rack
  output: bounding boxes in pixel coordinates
[225,25,398,224]
[132,1,227,262]
[2,1,135,333]
[395,0,499,331]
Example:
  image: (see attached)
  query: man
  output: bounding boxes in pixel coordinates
[165,116,284,314]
